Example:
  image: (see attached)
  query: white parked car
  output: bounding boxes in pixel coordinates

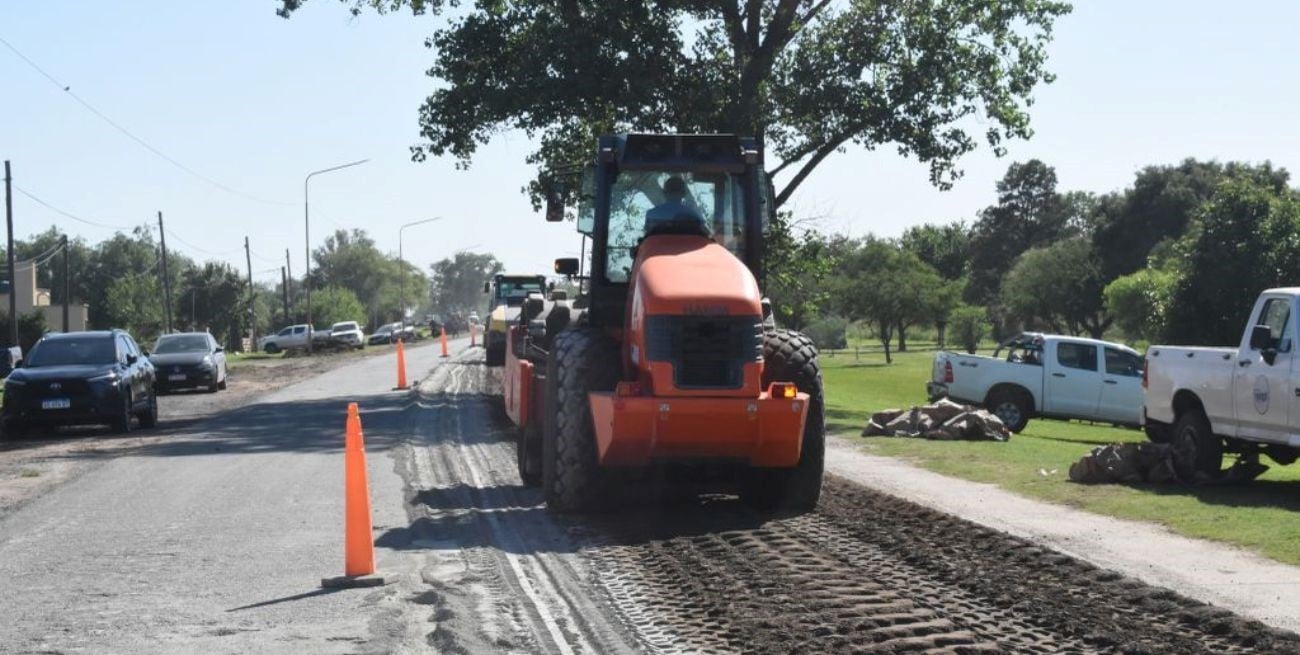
[928,333,1144,432]
[329,321,365,349]
[1143,288,1300,477]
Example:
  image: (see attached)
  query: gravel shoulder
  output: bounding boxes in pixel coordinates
[825,435,1300,634]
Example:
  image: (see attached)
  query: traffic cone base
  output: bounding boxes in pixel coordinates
[321,573,390,589]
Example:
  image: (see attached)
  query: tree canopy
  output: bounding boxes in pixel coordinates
[429,251,505,318]
[280,0,1071,207]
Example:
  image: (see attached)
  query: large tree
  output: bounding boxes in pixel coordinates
[310,229,427,328]
[280,0,1070,207]
[900,222,968,282]
[1164,179,1300,345]
[176,263,249,350]
[764,212,833,330]
[429,251,505,318]
[1000,237,1110,338]
[964,159,1079,307]
[830,238,946,363]
[1091,159,1290,280]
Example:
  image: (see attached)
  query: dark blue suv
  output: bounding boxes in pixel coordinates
[2,330,158,436]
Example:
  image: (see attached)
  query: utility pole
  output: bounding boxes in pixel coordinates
[284,248,293,309]
[280,266,290,326]
[157,211,173,334]
[4,161,16,348]
[61,234,69,332]
[245,236,255,347]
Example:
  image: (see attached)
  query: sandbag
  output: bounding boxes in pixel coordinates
[863,400,1010,441]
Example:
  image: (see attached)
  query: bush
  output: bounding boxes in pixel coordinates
[949,305,988,354]
[802,315,848,350]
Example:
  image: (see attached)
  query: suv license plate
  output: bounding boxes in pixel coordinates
[169,374,187,381]
[41,398,71,410]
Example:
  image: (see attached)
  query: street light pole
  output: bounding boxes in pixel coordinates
[303,158,368,353]
[398,217,441,326]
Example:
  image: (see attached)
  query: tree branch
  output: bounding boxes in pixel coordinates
[800,0,834,24]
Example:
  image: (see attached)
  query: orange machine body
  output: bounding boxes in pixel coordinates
[503,326,538,427]
[504,233,808,469]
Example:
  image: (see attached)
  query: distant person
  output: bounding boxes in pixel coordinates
[644,176,703,232]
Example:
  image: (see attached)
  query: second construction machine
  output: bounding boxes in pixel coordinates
[503,133,824,512]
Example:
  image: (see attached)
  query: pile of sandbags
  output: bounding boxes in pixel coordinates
[863,399,1011,442]
[1068,442,1270,485]
[1067,443,1179,484]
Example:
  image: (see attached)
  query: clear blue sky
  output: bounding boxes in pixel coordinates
[2,1,1298,281]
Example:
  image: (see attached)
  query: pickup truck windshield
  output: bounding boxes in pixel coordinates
[154,335,210,354]
[26,337,117,367]
[332,322,359,332]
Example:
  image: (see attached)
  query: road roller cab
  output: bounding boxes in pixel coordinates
[505,133,824,513]
[482,273,547,366]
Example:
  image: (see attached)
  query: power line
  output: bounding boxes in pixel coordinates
[12,185,134,231]
[165,230,242,258]
[0,34,293,207]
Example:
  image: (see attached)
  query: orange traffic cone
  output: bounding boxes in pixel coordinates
[394,339,409,391]
[440,326,449,358]
[321,403,389,588]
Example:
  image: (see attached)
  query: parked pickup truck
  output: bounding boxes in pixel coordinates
[1143,288,1300,477]
[928,332,1144,432]
[257,324,337,354]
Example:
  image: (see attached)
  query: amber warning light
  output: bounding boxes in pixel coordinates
[768,382,798,398]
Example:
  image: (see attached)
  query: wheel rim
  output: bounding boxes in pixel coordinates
[995,401,1021,427]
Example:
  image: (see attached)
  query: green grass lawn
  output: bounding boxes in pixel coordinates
[823,347,1300,566]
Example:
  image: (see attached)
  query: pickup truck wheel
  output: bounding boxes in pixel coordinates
[263,343,281,355]
[1172,410,1222,481]
[1143,422,1172,444]
[987,390,1030,433]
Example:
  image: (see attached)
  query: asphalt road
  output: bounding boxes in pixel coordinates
[0,339,460,655]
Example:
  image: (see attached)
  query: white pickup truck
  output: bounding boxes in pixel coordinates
[928,332,1144,432]
[1143,288,1300,477]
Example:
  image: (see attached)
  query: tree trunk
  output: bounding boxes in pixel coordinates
[879,321,893,364]
[896,321,908,352]
[936,320,947,349]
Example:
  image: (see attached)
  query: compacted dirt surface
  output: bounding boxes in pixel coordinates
[398,349,1300,655]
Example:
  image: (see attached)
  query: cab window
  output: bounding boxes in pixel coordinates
[1104,348,1142,377]
[604,170,746,283]
[1255,298,1292,352]
[1056,342,1098,371]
